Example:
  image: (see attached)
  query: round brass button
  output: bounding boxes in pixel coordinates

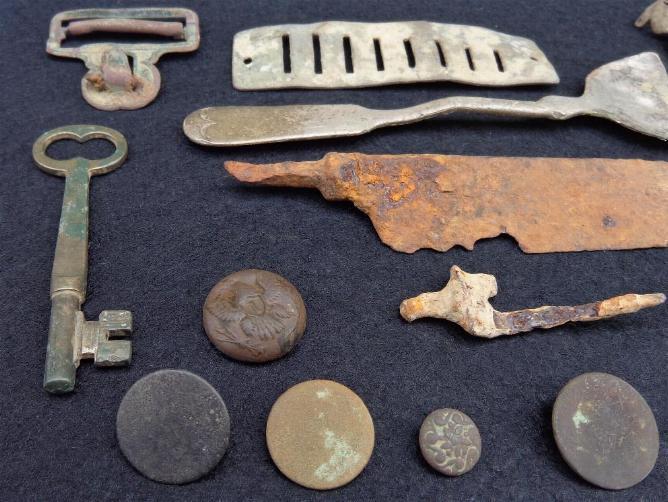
[266,380,375,490]
[552,372,659,490]
[203,269,306,362]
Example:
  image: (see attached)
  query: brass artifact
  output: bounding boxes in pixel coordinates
[185,53,668,145]
[47,8,200,110]
[552,372,659,490]
[636,1,668,35]
[233,21,558,89]
[34,125,133,394]
[202,269,307,363]
[116,370,230,484]
[400,266,665,338]
[266,380,375,490]
[419,408,481,476]
[225,153,668,254]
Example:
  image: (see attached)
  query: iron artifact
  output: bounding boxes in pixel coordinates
[636,1,668,35]
[224,153,668,254]
[400,266,665,339]
[47,8,200,110]
[266,380,375,490]
[419,408,481,476]
[233,21,558,90]
[185,53,668,145]
[203,269,307,363]
[34,125,133,394]
[116,370,230,484]
[552,372,659,490]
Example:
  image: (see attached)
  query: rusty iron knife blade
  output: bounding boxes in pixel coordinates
[225,153,668,254]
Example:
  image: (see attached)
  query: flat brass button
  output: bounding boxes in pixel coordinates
[552,372,659,490]
[419,408,481,476]
[266,380,375,490]
[116,370,230,484]
[203,269,307,362]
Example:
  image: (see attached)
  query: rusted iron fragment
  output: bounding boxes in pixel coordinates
[400,266,665,339]
[636,1,668,35]
[224,153,668,254]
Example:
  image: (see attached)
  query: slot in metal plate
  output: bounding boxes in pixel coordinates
[233,21,559,90]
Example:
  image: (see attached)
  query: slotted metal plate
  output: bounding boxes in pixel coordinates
[232,21,559,90]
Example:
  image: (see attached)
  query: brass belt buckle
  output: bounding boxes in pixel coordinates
[47,8,200,110]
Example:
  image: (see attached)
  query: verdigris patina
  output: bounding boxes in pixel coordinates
[33,125,133,393]
[47,8,200,110]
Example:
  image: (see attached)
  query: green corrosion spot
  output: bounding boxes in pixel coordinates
[58,158,90,240]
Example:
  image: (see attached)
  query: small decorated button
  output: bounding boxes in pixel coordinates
[419,408,481,476]
[203,269,307,362]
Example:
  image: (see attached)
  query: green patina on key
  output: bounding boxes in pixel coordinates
[33,125,133,394]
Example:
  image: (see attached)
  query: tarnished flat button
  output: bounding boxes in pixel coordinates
[266,380,375,490]
[552,372,659,490]
[203,269,307,362]
[116,370,230,484]
[419,408,481,476]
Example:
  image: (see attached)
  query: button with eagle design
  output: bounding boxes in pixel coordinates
[202,269,307,362]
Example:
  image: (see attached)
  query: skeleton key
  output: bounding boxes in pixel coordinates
[33,125,132,394]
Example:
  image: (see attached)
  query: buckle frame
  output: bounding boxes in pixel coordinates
[47,8,200,110]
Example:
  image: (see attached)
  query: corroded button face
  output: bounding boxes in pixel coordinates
[552,372,659,490]
[203,269,307,362]
[266,380,375,490]
[419,408,481,476]
[116,370,230,484]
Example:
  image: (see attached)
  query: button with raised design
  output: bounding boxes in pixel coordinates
[419,408,481,476]
[203,269,307,363]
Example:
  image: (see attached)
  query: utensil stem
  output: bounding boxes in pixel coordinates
[380,95,586,127]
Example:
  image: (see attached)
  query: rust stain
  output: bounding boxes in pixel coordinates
[399,266,665,339]
[225,153,668,254]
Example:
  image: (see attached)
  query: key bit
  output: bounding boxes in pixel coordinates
[33,125,132,394]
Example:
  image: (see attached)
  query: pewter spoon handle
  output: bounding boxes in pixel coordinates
[183,96,586,147]
[373,95,586,127]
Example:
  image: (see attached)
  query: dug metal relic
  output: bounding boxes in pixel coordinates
[266,380,375,490]
[552,372,659,490]
[47,8,200,110]
[116,370,230,484]
[34,125,133,394]
[419,408,481,476]
[203,269,307,363]
[224,153,668,254]
[636,1,668,35]
[400,266,665,339]
[232,21,558,89]
[185,53,668,144]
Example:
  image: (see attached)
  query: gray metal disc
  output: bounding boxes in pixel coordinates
[552,372,659,490]
[116,369,230,484]
[419,408,481,476]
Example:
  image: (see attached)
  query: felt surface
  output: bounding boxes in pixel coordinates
[0,0,666,500]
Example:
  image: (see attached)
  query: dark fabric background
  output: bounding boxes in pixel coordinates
[1,0,666,500]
